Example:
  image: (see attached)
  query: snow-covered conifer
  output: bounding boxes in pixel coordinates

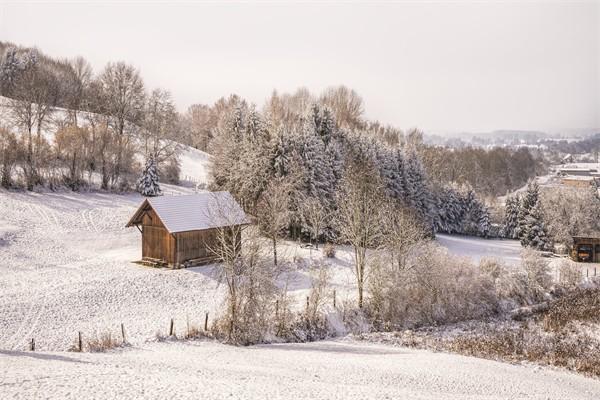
[138,156,161,197]
[520,201,550,250]
[503,195,520,239]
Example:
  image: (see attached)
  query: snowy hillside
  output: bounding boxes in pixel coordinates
[1,95,213,188]
[178,145,212,186]
[3,340,599,399]
[0,188,356,351]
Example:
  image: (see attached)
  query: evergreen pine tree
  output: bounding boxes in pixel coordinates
[138,156,161,197]
[520,201,550,250]
[517,180,540,239]
[477,205,491,238]
[503,195,520,239]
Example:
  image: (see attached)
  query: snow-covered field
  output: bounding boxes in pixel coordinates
[2,147,599,398]
[0,144,355,351]
[436,233,522,265]
[2,340,600,400]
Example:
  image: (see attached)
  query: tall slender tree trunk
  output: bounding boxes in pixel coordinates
[272,237,278,267]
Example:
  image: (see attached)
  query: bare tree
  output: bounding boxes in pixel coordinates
[381,202,427,271]
[98,62,145,184]
[205,195,248,340]
[257,177,291,267]
[183,103,215,151]
[0,126,20,188]
[55,125,90,190]
[301,195,328,249]
[68,56,92,126]
[6,49,58,189]
[306,261,332,323]
[320,85,364,130]
[142,88,179,161]
[205,195,282,343]
[336,160,385,308]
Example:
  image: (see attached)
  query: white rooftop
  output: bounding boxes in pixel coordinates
[127,192,250,233]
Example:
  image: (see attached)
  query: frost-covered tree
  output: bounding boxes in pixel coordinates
[516,181,550,250]
[477,205,491,238]
[517,180,540,240]
[503,195,520,239]
[336,159,385,308]
[137,156,161,196]
[257,178,291,267]
[541,186,600,247]
[404,148,433,230]
[99,62,145,184]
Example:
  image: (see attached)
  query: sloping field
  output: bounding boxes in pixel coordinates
[2,340,599,399]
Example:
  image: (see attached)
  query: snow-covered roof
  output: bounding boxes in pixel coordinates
[126,192,250,233]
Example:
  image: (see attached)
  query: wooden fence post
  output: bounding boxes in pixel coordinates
[169,318,174,336]
[78,331,83,352]
[30,338,35,351]
[121,323,126,344]
[204,312,209,331]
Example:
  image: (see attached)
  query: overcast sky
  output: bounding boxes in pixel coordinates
[1,1,598,134]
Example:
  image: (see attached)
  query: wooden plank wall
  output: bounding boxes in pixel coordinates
[141,208,175,264]
[174,229,219,264]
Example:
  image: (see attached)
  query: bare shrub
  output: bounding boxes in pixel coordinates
[543,287,600,331]
[521,248,553,296]
[357,315,600,378]
[368,243,499,330]
[479,257,507,280]
[210,227,282,345]
[306,262,332,322]
[183,316,211,340]
[275,262,335,342]
[557,260,582,287]
[322,243,336,258]
[85,331,121,352]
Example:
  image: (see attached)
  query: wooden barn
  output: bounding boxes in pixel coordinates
[126,192,249,267]
[571,236,600,263]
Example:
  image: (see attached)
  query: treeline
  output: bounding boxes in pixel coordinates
[421,146,543,197]
[0,42,182,190]
[208,92,492,247]
[503,181,600,250]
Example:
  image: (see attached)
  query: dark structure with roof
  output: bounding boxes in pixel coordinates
[126,192,249,267]
[571,236,600,263]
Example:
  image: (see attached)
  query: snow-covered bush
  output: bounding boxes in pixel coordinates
[557,259,582,287]
[367,243,500,330]
[521,248,553,296]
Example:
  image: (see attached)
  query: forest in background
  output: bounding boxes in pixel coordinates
[0,40,542,243]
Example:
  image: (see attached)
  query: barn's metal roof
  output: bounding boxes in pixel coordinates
[126,191,250,233]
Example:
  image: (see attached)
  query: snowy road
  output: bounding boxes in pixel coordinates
[1,340,599,399]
